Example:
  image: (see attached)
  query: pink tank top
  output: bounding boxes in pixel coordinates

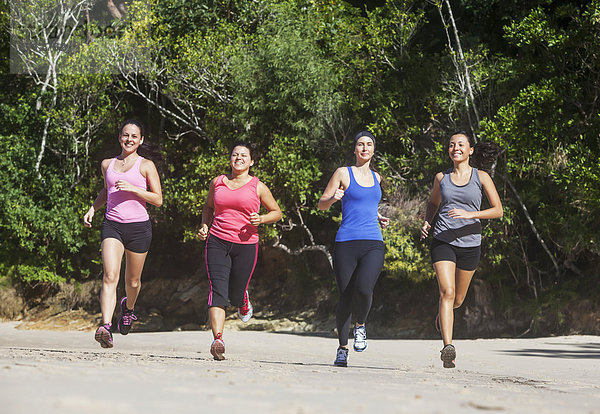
[209,175,260,244]
[105,156,150,223]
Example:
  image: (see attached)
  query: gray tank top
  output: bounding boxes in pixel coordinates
[433,167,482,247]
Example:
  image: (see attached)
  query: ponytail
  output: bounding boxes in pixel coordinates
[138,142,163,162]
[470,141,500,172]
[451,130,500,173]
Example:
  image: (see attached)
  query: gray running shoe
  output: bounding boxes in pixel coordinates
[440,344,456,368]
[94,324,113,348]
[353,325,368,352]
[334,347,348,367]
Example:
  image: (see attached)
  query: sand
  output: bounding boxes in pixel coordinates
[1,322,599,413]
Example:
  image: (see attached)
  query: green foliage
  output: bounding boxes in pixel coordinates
[383,221,434,282]
[2,0,600,328]
[257,135,322,207]
[162,143,229,242]
[9,265,66,285]
[230,2,345,141]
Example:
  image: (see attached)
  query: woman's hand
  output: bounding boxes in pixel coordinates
[249,212,262,227]
[378,214,390,229]
[197,224,209,240]
[83,207,95,228]
[115,179,138,193]
[332,187,345,201]
[448,208,473,219]
[420,221,431,240]
[318,168,349,210]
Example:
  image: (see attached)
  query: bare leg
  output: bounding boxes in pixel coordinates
[454,268,476,309]
[209,306,226,338]
[434,261,457,346]
[100,238,125,325]
[123,249,148,310]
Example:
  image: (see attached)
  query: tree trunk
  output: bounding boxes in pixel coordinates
[502,174,560,277]
[437,0,481,141]
[106,0,123,19]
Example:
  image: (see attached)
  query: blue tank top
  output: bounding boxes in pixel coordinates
[335,167,383,242]
[433,167,482,247]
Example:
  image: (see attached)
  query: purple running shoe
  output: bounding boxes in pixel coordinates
[118,296,137,335]
[94,324,113,348]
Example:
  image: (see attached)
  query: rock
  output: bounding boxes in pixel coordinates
[0,287,25,320]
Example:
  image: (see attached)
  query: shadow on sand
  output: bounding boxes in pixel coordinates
[499,342,600,359]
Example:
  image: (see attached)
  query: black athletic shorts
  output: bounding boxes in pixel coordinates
[101,218,152,253]
[430,238,480,271]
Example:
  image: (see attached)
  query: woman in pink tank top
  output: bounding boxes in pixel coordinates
[198,142,282,360]
[83,120,163,349]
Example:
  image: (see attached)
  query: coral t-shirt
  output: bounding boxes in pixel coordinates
[209,175,260,244]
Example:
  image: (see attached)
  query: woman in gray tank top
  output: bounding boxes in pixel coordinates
[420,131,503,368]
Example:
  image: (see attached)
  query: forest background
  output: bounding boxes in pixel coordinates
[1,0,599,338]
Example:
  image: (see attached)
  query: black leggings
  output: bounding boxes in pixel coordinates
[205,234,258,308]
[333,240,385,347]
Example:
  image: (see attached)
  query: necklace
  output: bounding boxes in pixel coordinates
[120,155,137,166]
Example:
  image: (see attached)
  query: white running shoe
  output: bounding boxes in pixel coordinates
[238,291,253,323]
[210,333,226,361]
[353,325,368,352]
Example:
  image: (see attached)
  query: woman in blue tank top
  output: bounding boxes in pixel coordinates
[420,131,503,368]
[318,131,390,367]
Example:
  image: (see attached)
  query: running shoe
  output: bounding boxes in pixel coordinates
[333,347,349,367]
[94,324,113,348]
[117,296,137,335]
[210,333,226,361]
[353,325,368,352]
[238,291,253,323]
[440,344,456,368]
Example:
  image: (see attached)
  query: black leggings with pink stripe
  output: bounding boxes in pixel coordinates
[205,234,258,308]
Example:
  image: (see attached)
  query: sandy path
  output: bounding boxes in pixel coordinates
[1,322,599,413]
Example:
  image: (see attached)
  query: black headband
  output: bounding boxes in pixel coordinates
[353,130,376,147]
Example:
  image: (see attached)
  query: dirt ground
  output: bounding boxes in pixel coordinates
[1,321,599,414]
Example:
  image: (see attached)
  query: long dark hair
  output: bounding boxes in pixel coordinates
[452,131,500,173]
[119,119,162,162]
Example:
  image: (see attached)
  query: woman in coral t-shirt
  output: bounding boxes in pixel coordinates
[198,142,281,360]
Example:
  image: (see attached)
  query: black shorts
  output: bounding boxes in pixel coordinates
[430,238,480,271]
[101,218,152,253]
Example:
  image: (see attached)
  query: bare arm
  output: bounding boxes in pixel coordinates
[250,182,282,226]
[197,178,216,240]
[318,167,349,210]
[83,159,111,227]
[448,170,503,220]
[373,172,390,229]
[420,173,443,240]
